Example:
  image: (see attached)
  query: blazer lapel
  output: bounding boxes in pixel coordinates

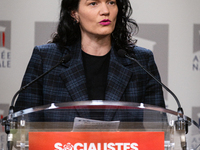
[59,42,89,118]
[105,48,133,101]
[60,61,88,101]
[104,48,133,121]
[59,43,134,121]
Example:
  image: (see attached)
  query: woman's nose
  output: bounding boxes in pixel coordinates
[100,3,110,16]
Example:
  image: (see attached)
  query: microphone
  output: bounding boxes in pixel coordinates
[118,49,183,112]
[4,54,71,150]
[118,49,188,149]
[11,54,71,109]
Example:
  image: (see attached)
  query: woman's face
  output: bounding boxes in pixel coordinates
[73,0,118,38]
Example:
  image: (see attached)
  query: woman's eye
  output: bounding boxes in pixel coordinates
[108,1,116,5]
[89,2,97,6]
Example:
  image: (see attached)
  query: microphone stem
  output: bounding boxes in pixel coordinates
[11,58,64,108]
[4,54,71,150]
[125,54,183,113]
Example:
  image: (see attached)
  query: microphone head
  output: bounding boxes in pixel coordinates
[117,49,127,58]
[62,54,71,63]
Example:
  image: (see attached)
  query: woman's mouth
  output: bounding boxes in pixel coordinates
[99,19,111,25]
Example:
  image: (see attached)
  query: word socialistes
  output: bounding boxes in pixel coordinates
[54,142,139,150]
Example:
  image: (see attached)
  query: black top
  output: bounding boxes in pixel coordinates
[82,50,110,100]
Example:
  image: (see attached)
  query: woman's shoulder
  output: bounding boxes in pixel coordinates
[34,43,59,52]
[130,45,154,59]
[33,43,65,57]
[30,43,66,62]
[132,46,153,54]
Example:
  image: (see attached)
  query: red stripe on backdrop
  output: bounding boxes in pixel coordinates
[0,32,1,46]
[3,32,5,47]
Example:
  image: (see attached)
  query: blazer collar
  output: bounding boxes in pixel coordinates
[60,41,134,119]
[104,48,134,121]
[60,40,88,101]
[60,41,90,118]
[60,40,134,101]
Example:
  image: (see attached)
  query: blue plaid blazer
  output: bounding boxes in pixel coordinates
[15,41,165,122]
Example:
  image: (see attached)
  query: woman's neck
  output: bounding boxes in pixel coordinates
[81,34,111,56]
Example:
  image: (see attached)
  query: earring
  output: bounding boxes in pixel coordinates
[73,18,79,24]
[72,18,78,25]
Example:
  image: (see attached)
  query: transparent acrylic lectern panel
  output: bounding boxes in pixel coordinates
[1,101,200,150]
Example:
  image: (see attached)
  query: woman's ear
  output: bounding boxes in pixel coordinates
[71,10,79,23]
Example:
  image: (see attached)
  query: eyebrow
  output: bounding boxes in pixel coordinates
[86,0,99,1]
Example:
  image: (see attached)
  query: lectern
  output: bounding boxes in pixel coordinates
[1,101,200,150]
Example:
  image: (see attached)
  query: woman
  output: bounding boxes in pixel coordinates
[15,0,165,121]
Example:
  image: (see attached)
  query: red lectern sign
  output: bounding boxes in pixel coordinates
[29,132,164,150]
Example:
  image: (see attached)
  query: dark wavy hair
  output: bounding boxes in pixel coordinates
[52,0,138,51]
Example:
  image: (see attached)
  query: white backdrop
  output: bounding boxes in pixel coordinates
[0,0,200,124]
